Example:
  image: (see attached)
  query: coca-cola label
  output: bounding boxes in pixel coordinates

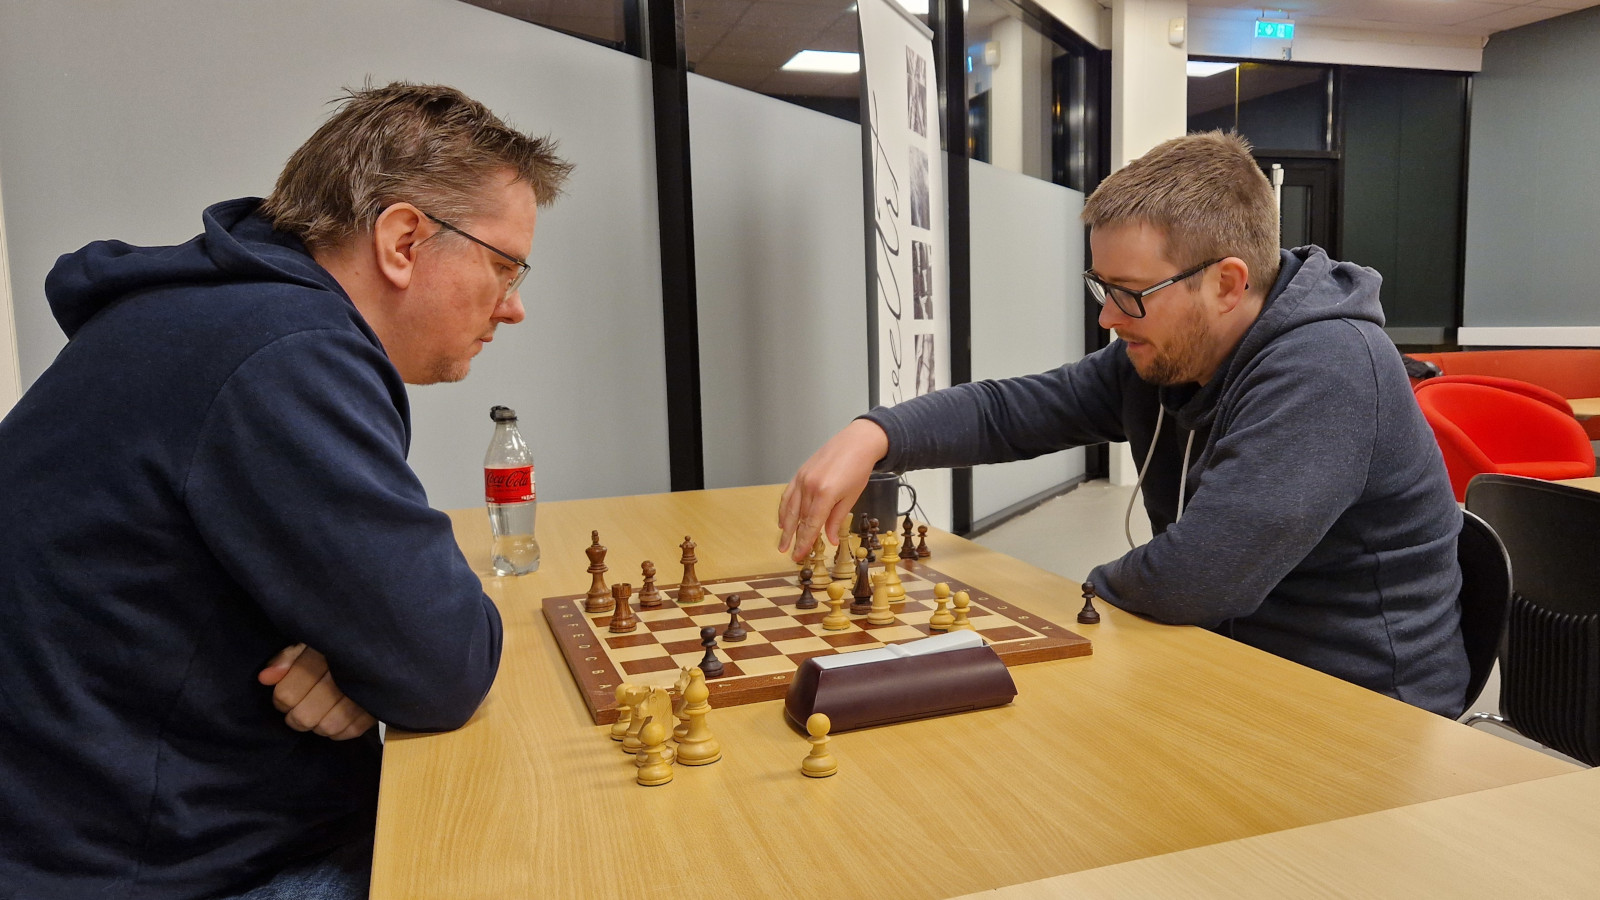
[485,466,535,503]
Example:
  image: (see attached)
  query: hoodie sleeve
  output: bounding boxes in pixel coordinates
[1088,320,1379,626]
[865,344,1132,472]
[183,328,502,732]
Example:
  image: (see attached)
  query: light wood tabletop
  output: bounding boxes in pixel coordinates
[963,765,1600,898]
[371,484,1576,900]
[1558,476,1600,492]
[1569,396,1600,420]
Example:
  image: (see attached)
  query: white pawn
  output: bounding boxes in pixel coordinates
[822,582,851,631]
[868,571,895,625]
[950,590,975,632]
[928,583,955,632]
[801,713,838,778]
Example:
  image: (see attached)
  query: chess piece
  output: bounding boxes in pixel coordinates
[678,536,705,603]
[806,535,832,586]
[1078,581,1102,625]
[900,518,918,560]
[637,561,661,608]
[801,713,837,778]
[830,515,857,580]
[880,531,905,600]
[796,567,818,610]
[676,667,722,766]
[850,547,872,615]
[822,583,851,631]
[697,625,725,678]
[608,583,637,633]
[584,530,613,613]
[635,716,674,786]
[928,582,955,632]
[672,668,692,741]
[722,594,747,642]
[868,572,894,625]
[610,683,635,741]
[637,687,675,765]
[916,525,931,559]
[620,684,651,754]
[865,517,881,563]
[950,590,975,632]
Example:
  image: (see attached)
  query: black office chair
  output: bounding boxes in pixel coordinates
[1456,508,1511,715]
[1464,473,1600,765]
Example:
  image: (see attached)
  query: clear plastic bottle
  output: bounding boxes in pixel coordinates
[485,405,540,575]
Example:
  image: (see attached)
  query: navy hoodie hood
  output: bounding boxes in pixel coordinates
[46,197,341,339]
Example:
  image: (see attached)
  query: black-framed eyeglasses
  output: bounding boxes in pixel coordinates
[423,212,531,300]
[1083,258,1221,319]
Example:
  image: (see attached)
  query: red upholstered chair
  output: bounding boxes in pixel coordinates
[1415,381,1596,501]
[1418,374,1575,417]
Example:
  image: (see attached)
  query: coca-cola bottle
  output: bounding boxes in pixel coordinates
[484,405,540,575]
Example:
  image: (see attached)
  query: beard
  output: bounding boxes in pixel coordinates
[1128,296,1213,386]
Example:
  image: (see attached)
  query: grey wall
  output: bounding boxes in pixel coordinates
[0,0,669,508]
[969,161,1086,522]
[1464,5,1600,329]
[689,75,870,490]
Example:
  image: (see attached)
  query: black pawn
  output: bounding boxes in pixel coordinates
[1077,581,1101,625]
[900,519,918,560]
[916,525,931,559]
[796,568,818,610]
[698,625,725,678]
[722,594,748,642]
[866,518,881,563]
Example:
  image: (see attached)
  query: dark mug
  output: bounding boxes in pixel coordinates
[852,473,917,536]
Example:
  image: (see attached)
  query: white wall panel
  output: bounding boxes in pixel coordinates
[969,161,1086,523]
[0,0,669,507]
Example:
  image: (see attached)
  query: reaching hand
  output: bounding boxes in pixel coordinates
[777,418,890,563]
[257,643,378,741]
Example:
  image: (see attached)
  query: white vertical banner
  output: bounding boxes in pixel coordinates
[0,164,21,418]
[859,0,952,531]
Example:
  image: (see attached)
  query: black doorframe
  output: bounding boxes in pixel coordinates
[640,0,705,492]
[1256,153,1340,257]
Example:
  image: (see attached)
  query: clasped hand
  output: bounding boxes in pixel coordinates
[257,643,377,741]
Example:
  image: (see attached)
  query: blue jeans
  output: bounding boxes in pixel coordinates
[218,835,372,900]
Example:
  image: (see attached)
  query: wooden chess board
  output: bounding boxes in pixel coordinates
[542,561,1092,725]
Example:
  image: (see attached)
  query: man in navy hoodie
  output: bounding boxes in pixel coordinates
[0,83,572,898]
[777,132,1468,718]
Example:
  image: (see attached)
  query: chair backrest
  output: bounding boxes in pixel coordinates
[1465,474,1600,765]
[1456,509,1511,713]
[1416,374,1573,416]
[1416,383,1595,500]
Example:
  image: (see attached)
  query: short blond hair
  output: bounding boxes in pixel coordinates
[262,82,573,252]
[1082,131,1279,292]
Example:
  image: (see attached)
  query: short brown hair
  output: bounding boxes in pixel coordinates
[1082,131,1279,292]
[261,82,574,251]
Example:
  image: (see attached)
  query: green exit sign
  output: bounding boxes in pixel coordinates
[1256,20,1294,40]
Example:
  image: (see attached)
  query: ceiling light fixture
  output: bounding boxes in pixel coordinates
[782,50,861,74]
[1187,61,1240,77]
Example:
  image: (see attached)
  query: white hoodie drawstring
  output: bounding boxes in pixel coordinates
[1124,405,1197,550]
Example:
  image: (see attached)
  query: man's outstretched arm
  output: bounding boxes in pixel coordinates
[777,419,888,563]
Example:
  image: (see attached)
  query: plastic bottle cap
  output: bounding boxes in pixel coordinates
[490,406,518,422]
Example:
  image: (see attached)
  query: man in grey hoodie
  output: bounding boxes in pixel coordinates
[777,131,1468,717]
